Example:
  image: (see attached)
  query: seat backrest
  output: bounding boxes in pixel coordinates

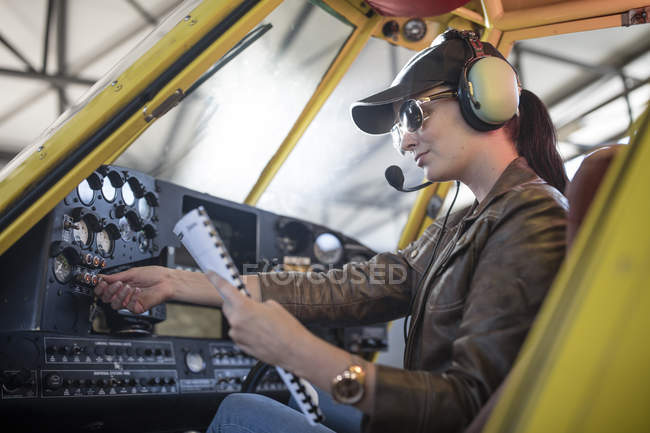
[564,145,622,247]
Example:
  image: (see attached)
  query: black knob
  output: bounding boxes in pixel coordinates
[106,170,125,188]
[2,370,30,390]
[113,205,127,219]
[136,348,144,356]
[154,348,162,357]
[149,377,161,386]
[82,213,101,233]
[46,345,57,355]
[143,224,157,239]
[128,378,137,387]
[86,172,103,190]
[127,177,145,198]
[45,373,63,390]
[126,210,143,231]
[115,347,123,356]
[98,379,109,388]
[144,348,153,357]
[71,207,85,221]
[104,223,121,240]
[144,191,159,207]
[139,378,147,386]
[164,349,171,357]
[126,347,135,356]
[104,347,114,356]
[94,346,104,356]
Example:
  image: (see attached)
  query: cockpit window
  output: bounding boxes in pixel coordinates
[117,0,354,204]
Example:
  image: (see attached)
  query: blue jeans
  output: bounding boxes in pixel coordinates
[206,388,363,433]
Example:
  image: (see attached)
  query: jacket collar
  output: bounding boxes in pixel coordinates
[462,157,540,223]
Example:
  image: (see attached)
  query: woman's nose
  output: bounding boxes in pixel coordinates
[400,132,417,154]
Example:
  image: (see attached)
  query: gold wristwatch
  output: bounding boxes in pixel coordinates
[331,364,366,404]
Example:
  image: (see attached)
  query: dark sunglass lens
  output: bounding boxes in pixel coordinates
[399,100,423,132]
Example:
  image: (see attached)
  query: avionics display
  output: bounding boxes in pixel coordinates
[182,196,258,273]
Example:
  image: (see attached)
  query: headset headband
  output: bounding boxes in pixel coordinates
[461,31,485,59]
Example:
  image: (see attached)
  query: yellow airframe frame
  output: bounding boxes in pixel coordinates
[0,1,648,431]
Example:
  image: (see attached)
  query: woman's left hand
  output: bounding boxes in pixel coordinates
[206,272,312,369]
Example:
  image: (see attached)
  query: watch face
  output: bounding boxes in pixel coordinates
[333,366,365,404]
[337,377,362,399]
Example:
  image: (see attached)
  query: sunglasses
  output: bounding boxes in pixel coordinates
[391,89,457,155]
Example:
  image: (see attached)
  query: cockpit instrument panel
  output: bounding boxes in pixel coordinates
[0,165,377,338]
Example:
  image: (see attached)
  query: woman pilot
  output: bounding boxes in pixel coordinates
[95,30,568,433]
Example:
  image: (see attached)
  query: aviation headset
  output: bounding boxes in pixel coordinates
[455,31,522,131]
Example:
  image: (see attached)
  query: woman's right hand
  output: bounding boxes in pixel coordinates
[95,265,176,314]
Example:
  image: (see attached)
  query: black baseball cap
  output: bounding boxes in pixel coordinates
[350,30,505,134]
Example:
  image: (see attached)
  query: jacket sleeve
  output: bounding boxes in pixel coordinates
[363,190,567,433]
[257,237,431,326]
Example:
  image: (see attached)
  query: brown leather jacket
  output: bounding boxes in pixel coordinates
[258,158,567,433]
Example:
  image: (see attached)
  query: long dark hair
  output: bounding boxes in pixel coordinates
[505,89,567,192]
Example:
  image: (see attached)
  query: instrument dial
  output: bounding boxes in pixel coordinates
[122,183,135,206]
[73,219,92,247]
[53,253,73,283]
[314,233,344,265]
[185,352,206,374]
[138,234,150,253]
[96,230,114,257]
[102,176,116,202]
[118,216,133,241]
[77,179,94,205]
[138,197,153,220]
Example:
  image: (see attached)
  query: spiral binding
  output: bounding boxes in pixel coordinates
[173,206,324,425]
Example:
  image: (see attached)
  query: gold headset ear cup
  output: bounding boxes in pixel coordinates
[458,56,520,131]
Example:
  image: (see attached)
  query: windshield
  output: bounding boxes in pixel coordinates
[117,1,353,199]
[117,2,423,251]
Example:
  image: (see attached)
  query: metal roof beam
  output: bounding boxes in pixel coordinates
[42,0,55,73]
[56,0,68,114]
[0,68,96,86]
[125,0,158,26]
[0,150,18,163]
[517,44,625,78]
[545,37,650,109]
[0,34,37,72]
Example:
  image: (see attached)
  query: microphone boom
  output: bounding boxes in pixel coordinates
[385,165,433,192]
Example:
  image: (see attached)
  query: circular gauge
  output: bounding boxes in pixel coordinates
[77,179,94,205]
[276,220,310,254]
[73,219,93,247]
[118,216,132,241]
[122,182,135,206]
[185,351,206,374]
[403,18,427,42]
[137,198,152,220]
[53,253,73,283]
[96,229,114,257]
[102,176,116,202]
[314,233,344,265]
